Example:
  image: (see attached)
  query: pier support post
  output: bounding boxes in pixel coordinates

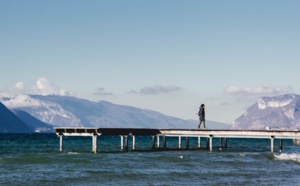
[279,139,283,152]
[132,135,136,150]
[92,134,97,153]
[178,136,182,149]
[125,136,128,151]
[219,138,223,150]
[186,137,190,149]
[224,138,228,148]
[270,136,274,153]
[163,136,167,150]
[157,136,160,148]
[206,138,209,149]
[120,136,124,151]
[198,137,201,148]
[152,136,155,150]
[209,135,213,151]
[59,134,63,152]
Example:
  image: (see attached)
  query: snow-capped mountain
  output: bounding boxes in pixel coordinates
[1,94,229,130]
[232,94,300,130]
[12,109,53,132]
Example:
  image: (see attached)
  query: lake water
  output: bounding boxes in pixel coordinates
[1,134,300,185]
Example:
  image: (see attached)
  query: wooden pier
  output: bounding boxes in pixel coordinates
[54,128,300,153]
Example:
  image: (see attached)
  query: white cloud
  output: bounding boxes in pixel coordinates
[0,92,12,99]
[2,77,72,96]
[33,77,71,96]
[15,82,24,90]
[0,77,73,108]
[34,77,53,95]
[224,85,293,97]
[1,94,42,108]
[94,88,114,96]
[131,85,182,95]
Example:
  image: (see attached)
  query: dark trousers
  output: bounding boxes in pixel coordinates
[198,120,206,128]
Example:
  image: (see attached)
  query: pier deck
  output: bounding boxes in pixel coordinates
[54,128,300,153]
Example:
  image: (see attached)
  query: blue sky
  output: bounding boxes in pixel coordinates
[1,0,300,124]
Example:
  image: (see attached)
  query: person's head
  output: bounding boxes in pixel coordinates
[201,104,205,108]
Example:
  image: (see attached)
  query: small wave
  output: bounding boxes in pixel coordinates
[238,153,246,157]
[274,153,300,163]
[67,152,80,155]
[237,152,261,157]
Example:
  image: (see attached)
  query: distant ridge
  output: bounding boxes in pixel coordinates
[232,94,300,130]
[0,102,31,133]
[12,109,53,133]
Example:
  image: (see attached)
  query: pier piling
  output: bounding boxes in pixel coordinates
[186,137,190,149]
[224,138,228,148]
[152,136,155,150]
[120,136,124,151]
[206,138,209,149]
[92,134,97,153]
[178,136,182,149]
[209,136,213,151]
[132,135,136,150]
[270,136,274,153]
[219,138,223,150]
[163,136,167,149]
[125,136,128,151]
[59,135,63,152]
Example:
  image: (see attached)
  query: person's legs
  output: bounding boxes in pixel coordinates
[203,121,206,128]
[198,120,203,129]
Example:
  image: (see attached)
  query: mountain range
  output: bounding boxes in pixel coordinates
[2,93,300,133]
[0,102,31,133]
[232,94,300,130]
[0,94,230,133]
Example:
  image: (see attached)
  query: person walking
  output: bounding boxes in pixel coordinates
[198,104,206,129]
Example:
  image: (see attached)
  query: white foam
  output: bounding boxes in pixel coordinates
[239,153,246,157]
[274,153,300,163]
[67,152,79,155]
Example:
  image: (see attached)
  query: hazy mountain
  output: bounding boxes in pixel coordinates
[0,102,31,133]
[232,94,300,130]
[1,94,230,130]
[12,109,54,133]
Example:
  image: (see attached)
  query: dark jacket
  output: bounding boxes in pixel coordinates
[198,107,205,121]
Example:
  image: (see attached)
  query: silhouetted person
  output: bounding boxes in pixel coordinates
[198,104,206,129]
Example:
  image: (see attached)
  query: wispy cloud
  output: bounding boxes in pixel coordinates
[130,85,182,95]
[224,85,293,98]
[220,102,231,106]
[94,88,114,96]
[0,92,12,99]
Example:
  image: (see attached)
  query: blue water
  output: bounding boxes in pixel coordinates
[1,134,300,185]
